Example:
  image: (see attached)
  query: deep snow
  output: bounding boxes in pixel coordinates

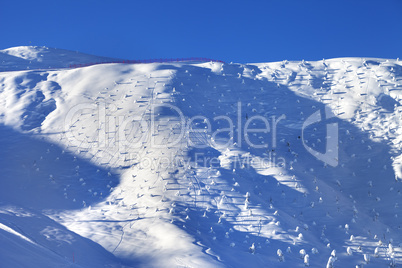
[0,46,402,267]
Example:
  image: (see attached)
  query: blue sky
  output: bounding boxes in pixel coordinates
[1,0,401,63]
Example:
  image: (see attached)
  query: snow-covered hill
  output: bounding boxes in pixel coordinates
[0,46,402,267]
[0,46,119,71]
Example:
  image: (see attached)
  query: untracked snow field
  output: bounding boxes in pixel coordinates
[1,46,402,267]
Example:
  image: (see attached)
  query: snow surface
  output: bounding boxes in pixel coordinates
[0,46,118,71]
[0,46,402,267]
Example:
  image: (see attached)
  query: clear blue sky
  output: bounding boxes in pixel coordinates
[1,0,401,63]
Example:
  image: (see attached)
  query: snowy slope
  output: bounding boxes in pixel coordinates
[0,46,402,267]
[0,46,119,71]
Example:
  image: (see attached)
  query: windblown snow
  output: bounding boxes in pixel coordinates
[0,46,402,267]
